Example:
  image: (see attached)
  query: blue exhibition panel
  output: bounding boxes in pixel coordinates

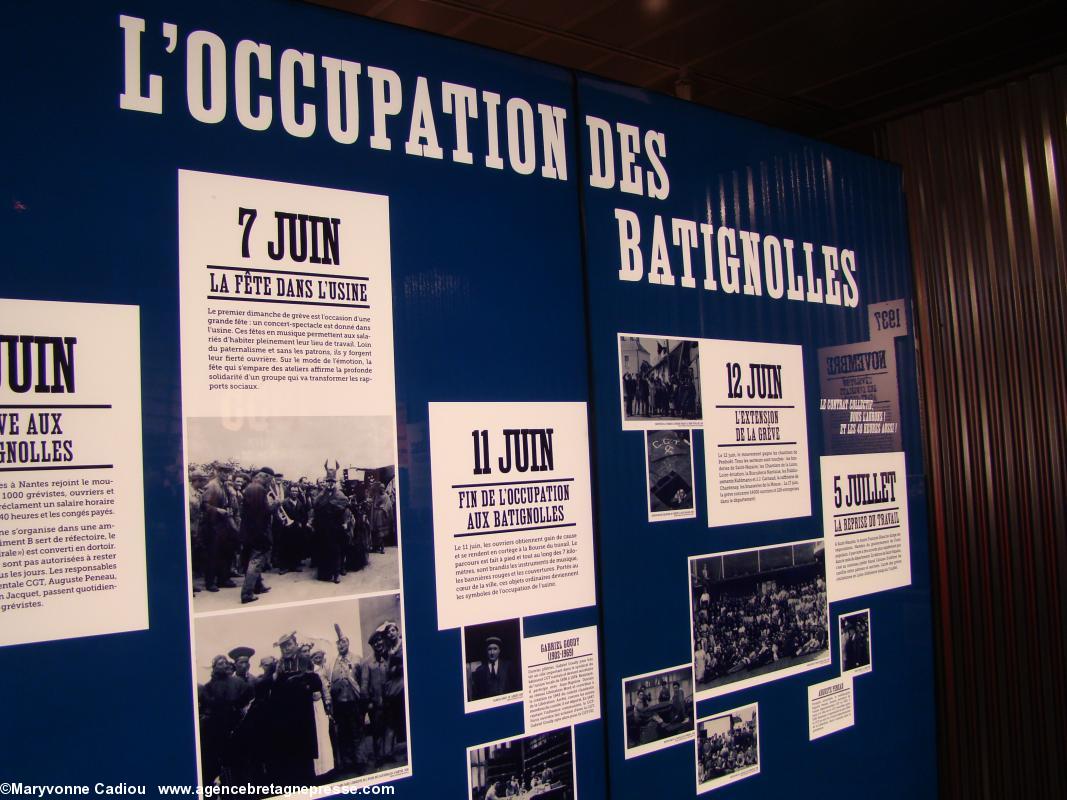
[0,3,937,799]
[1,2,602,798]
[577,76,937,799]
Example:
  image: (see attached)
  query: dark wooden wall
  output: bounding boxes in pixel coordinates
[878,66,1067,799]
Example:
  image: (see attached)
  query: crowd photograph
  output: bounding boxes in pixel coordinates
[839,609,872,675]
[690,540,830,698]
[186,415,400,611]
[644,429,696,520]
[463,618,524,710]
[468,728,574,800]
[194,594,407,792]
[619,336,702,425]
[623,664,694,757]
[695,704,759,793]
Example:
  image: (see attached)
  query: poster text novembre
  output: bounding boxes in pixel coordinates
[118,13,860,307]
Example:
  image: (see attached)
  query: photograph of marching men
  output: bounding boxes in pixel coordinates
[695,703,760,794]
[193,593,409,793]
[462,618,524,713]
[622,664,695,758]
[690,539,831,700]
[644,429,697,521]
[186,415,400,612]
[839,609,872,676]
[468,727,575,800]
[619,334,702,429]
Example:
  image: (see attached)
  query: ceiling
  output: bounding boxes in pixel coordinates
[307,0,1067,153]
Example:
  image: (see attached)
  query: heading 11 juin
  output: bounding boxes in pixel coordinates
[471,428,555,476]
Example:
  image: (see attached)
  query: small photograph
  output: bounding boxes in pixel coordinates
[690,539,830,700]
[193,593,408,793]
[695,703,760,794]
[619,334,702,429]
[839,609,872,676]
[462,618,524,713]
[644,430,696,521]
[185,415,400,612]
[622,664,695,759]
[468,727,575,800]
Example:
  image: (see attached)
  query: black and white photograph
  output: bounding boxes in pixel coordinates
[622,664,695,759]
[690,539,831,700]
[186,415,400,612]
[193,593,409,793]
[619,334,702,429]
[468,727,575,800]
[463,618,524,713]
[839,609,872,676]
[644,429,697,521]
[695,703,760,794]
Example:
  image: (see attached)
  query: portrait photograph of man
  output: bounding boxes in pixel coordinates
[463,619,523,712]
[839,609,872,676]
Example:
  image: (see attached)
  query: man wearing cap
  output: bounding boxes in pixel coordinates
[198,654,253,785]
[669,680,688,724]
[362,630,392,766]
[226,647,258,782]
[239,467,279,604]
[310,463,351,584]
[330,626,363,772]
[240,656,278,782]
[470,635,518,700]
[188,467,209,593]
[200,462,239,593]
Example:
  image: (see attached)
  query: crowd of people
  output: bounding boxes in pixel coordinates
[622,364,699,419]
[697,715,758,785]
[188,460,397,603]
[692,575,828,686]
[198,622,406,789]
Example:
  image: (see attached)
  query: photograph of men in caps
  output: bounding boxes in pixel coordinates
[464,619,522,703]
[185,416,401,611]
[193,594,407,791]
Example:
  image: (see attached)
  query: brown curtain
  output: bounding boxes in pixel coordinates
[877,67,1067,798]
